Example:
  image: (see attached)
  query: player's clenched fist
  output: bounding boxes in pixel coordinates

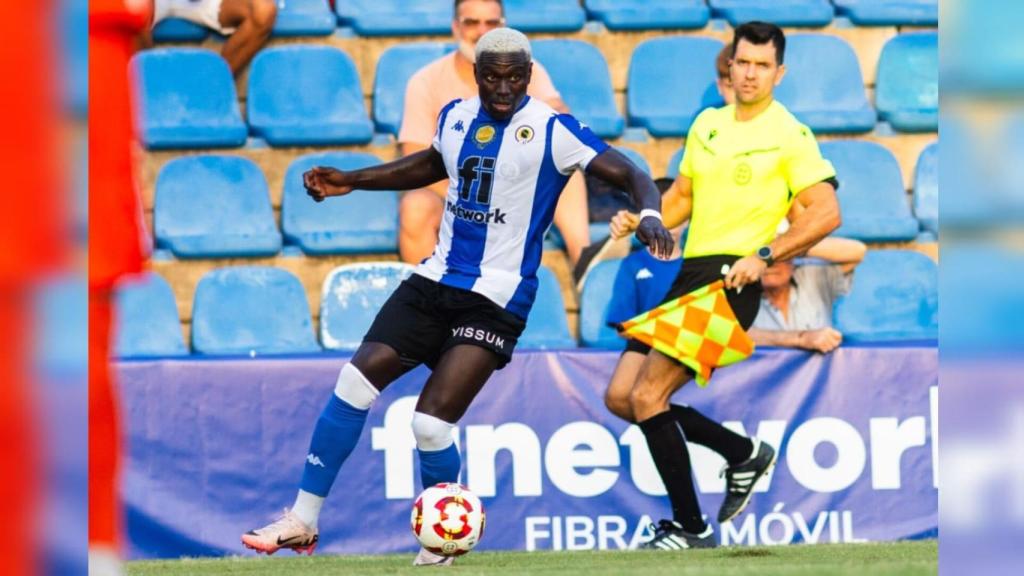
[609,210,639,240]
[303,166,355,202]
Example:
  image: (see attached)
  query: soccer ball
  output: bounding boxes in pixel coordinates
[410,483,485,556]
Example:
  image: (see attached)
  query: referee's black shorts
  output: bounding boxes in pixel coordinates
[624,255,762,357]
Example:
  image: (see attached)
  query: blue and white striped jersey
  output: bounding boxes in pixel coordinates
[415,96,609,320]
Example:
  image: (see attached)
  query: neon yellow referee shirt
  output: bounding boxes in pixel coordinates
[679,100,836,259]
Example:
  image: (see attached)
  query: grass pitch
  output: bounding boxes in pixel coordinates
[128,540,936,576]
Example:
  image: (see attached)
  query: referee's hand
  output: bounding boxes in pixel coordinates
[303,166,354,202]
[724,255,768,289]
[635,215,674,260]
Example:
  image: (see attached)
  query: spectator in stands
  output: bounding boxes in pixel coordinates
[602,178,684,421]
[715,44,734,106]
[748,233,866,353]
[398,0,597,282]
[148,0,277,75]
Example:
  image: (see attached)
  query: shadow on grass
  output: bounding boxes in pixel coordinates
[722,549,775,558]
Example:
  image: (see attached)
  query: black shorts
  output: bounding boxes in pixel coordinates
[625,255,763,358]
[363,274,527,370]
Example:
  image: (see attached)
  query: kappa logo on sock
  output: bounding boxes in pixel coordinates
[306,453,325,468]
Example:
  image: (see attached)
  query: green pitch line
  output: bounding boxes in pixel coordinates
[128,540,937,576]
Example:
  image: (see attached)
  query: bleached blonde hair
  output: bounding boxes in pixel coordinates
[475,27,531,61]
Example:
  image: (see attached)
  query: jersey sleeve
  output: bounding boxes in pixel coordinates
[398,70,440,147]
[526,61,563,105]
[783,123,837,197]
[550,114,610,175]
[430,98,462,152]
[605,258,640,327]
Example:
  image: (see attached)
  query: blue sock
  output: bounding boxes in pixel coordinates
[418,443,461,489]
[300,395,368,497]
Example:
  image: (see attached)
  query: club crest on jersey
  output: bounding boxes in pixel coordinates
[733,161,752,185]
[515,125,534,144]
[474,125,496,147]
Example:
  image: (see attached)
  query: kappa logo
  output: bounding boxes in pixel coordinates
[635,268,654,280]
[306,453,325,468]
[453,120,465,133]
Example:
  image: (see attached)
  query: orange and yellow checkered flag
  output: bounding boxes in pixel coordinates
[621,280,755,387]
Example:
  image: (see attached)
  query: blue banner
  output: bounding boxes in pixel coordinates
[118,346,937,559]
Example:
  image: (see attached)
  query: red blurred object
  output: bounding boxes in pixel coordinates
[89,0,153,563]
[0,1,69,573]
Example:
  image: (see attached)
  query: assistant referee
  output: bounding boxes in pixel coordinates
[611,21,842,550]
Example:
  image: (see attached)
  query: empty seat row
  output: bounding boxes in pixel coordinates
[154,152,396,258]
[115,245,936,359]
[151,139,936,260]
[114,263,573,357]
[134,32,937,149]
[152,0,939,42]
[579,249,938,349]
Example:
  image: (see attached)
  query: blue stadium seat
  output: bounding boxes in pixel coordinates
[876,32,938,133]
[913,142,937,235]
[504,0,586,33]
[579,259,626,349]
[584,0,709,31]
[833,0,938,26]
[151,18,210,42]
[192,267,320,355]
[154,155,282,258]
[247,46,373,146]
[627,36,725,137]
[133,49,247,149]
[320,263,415,351]
[834,250,937,342]
[282,152,399,254]
[114,273,188,358]
[373,42,452,135]
[709,0,833,27]
[940,245,1024,349]
[820,141,918,242]
[532,39,623,138]
[34,276,87,377]
[520,266,576,349]
[336,0,451,36]
[273,0,337,36]
[775,35,876,134]
[942,3,1024,94]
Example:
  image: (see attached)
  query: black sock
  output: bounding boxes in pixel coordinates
[671,404,754,465]
[638,410,706,533]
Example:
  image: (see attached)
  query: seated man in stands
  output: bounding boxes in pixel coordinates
[149,0,277,75]
[398,0,600,284]
[748,232,867,353]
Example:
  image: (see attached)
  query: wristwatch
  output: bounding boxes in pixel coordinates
[756,245,775,267]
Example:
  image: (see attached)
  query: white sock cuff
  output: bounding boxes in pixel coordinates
[412,411,456,451]
[333,364,379,410]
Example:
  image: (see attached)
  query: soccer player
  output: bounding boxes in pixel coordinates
[611,21,842,550]
[398,0,595,278]
[241,28,673,566]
